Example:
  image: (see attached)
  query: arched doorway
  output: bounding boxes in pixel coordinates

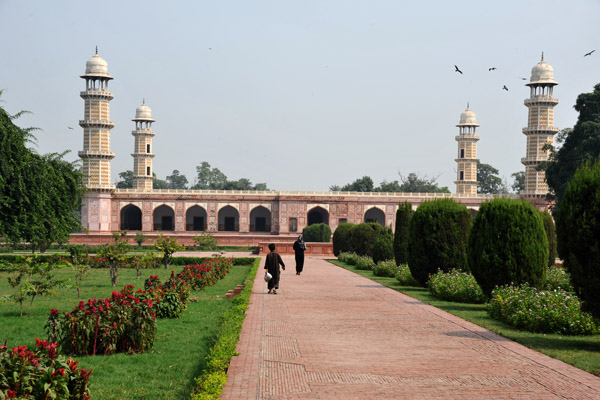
[186,205,207,231]
[218,206,239,232]
[121,204,142,231]
[250,206,271,232]
[153,205,175,231]
[307,207,329,226]
[364,207,385,226]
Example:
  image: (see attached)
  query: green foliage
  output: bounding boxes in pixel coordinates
[511,171,525,194]
[544,264,573,292]
[154,234,184,269]
[407,199,472,286]
[67,246,91,298]
[337,252,359,265]
[427,269,486,304]
[193,232,218,251]
[372,228,394,264]
[115,170,133,188]
[133,231,147,247]
[477,162,507,194]
[539,211,557,268]
[393,202,412,265]
[0,102,85,251]
[332,223,355,256]
[0,338,92,400]
[191,161,268,190]
[556,159,600,318]
[97,232,130,287]
[372,260,397,277]
[488,284,598,335]
[467,198,548,297]
[544,84,600,210]
[330,172,450,193]
[354,255,375,271]
[398,172,451,193]
[301,223,331,243]
[394,264,420,286]
[165,169,189,189]
[350,223,382,256]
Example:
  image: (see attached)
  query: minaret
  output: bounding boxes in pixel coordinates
[521,53,558,200]
[455,105,480,195]
[78,48,115,191]
[131,100,156,190]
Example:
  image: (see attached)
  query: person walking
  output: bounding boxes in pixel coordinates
[264,243,285,294]
[293,235,306,275]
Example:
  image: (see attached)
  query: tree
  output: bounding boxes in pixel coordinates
[399,173,450,193]
[116,170,134,188]
[376,180,402,192]
[133,231,147,247]
[393,202,413,265]
[0,99,85,251]
[544,84,600,212]
[166,169,188,189]
[511,171,525,193]
[332,223,355,256]
[477,162,506,194]
[152,173,169,189]
[154,234,183,269]
[193,161,227,189]
[97,232,130,287]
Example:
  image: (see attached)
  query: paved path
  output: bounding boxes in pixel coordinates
[222,256,600,400]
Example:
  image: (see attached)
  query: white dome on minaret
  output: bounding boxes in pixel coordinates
[81,47,113,79]
[457,106,479,127]
[134,100,155,121]
[527,53,557,86]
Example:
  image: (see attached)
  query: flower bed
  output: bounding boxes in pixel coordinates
[428,269,486,304]
[0,339,92,399]
[372,260,397,278]
[394,264,420,286]
[488,284,598,335]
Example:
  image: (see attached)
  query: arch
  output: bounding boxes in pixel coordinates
[186,205,207,231]
[121,204,142,231]
[153,204,175,231]
[250,206,271,232]
[364,207,385,226]
[218,205,239,232]
[307,206,329,226]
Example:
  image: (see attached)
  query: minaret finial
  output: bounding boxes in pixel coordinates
[541,51,544,61]
[95,46,98,55]
[467,102,469,110]
[142,98,145,105]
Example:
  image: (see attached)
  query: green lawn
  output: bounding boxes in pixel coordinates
[0,260,258,399]
[330,260,600,377]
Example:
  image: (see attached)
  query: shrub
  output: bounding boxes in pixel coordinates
[488,284,598,335]
[372,228,394,264]
[395,264,420,286]
[468,198,548,297]
[302,223,332,242]
[393,202,413,265]
[373,260,397,277]
[338,252,359,265]
[177,258,234,290]
[556,159,600,318]
[543,264,573,291]
[332,223,355,256]
[407,199,472,286]
[355,255,375,271]
[193,232,218,251]
[154,234,184,269]
[428,269,486,304]
[540,211,557,268]
[0,339,92,400]
[140,272,191,319]
[351,223,382,256]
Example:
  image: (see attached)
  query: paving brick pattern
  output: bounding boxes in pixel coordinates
[222,256,600,399]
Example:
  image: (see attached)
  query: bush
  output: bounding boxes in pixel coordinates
[193,232,218,251]
[177,258,234,290]
[468,198,548,297]
[338,252,359,265]
[302,223,332,242]
[556,159,600,318]
[332,223,355,256]
[488,284,598,335]
[372,228,394,264]
[394,202,413,265]
[544,264,573,291]
[395,264,420,286]
[351,223,382,256]
[355,255,375,271]
[428,269,486,304]
[141,272,192,319]
[0,339,92,399]
[373,260,397,277]
[540,211,557,268]
[407,199,472,286]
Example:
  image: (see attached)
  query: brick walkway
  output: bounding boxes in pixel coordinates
[222,256,600,399]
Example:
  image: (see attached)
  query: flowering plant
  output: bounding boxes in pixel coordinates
[428,269,486,304]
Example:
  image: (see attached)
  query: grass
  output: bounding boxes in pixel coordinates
[329,259,600,377]
[0,259,258,399]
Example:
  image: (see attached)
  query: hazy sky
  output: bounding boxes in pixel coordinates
[1,0,599,191]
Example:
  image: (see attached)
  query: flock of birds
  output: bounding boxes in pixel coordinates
[453,50,596,92]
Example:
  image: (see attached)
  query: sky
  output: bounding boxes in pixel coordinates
[1,0,600,191]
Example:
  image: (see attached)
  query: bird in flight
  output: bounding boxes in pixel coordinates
[454,65,463,74]
[584,50,595,57]
[502,85,509,91]
[67,127,74,130]
[489,67,497,71]
[520,77,527,80]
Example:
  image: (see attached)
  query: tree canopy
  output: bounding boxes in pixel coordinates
[191,161,267,190]
[477,162,507,194]
[0,97,85,250]
[544,83,600,211]
[330,173,450,193]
